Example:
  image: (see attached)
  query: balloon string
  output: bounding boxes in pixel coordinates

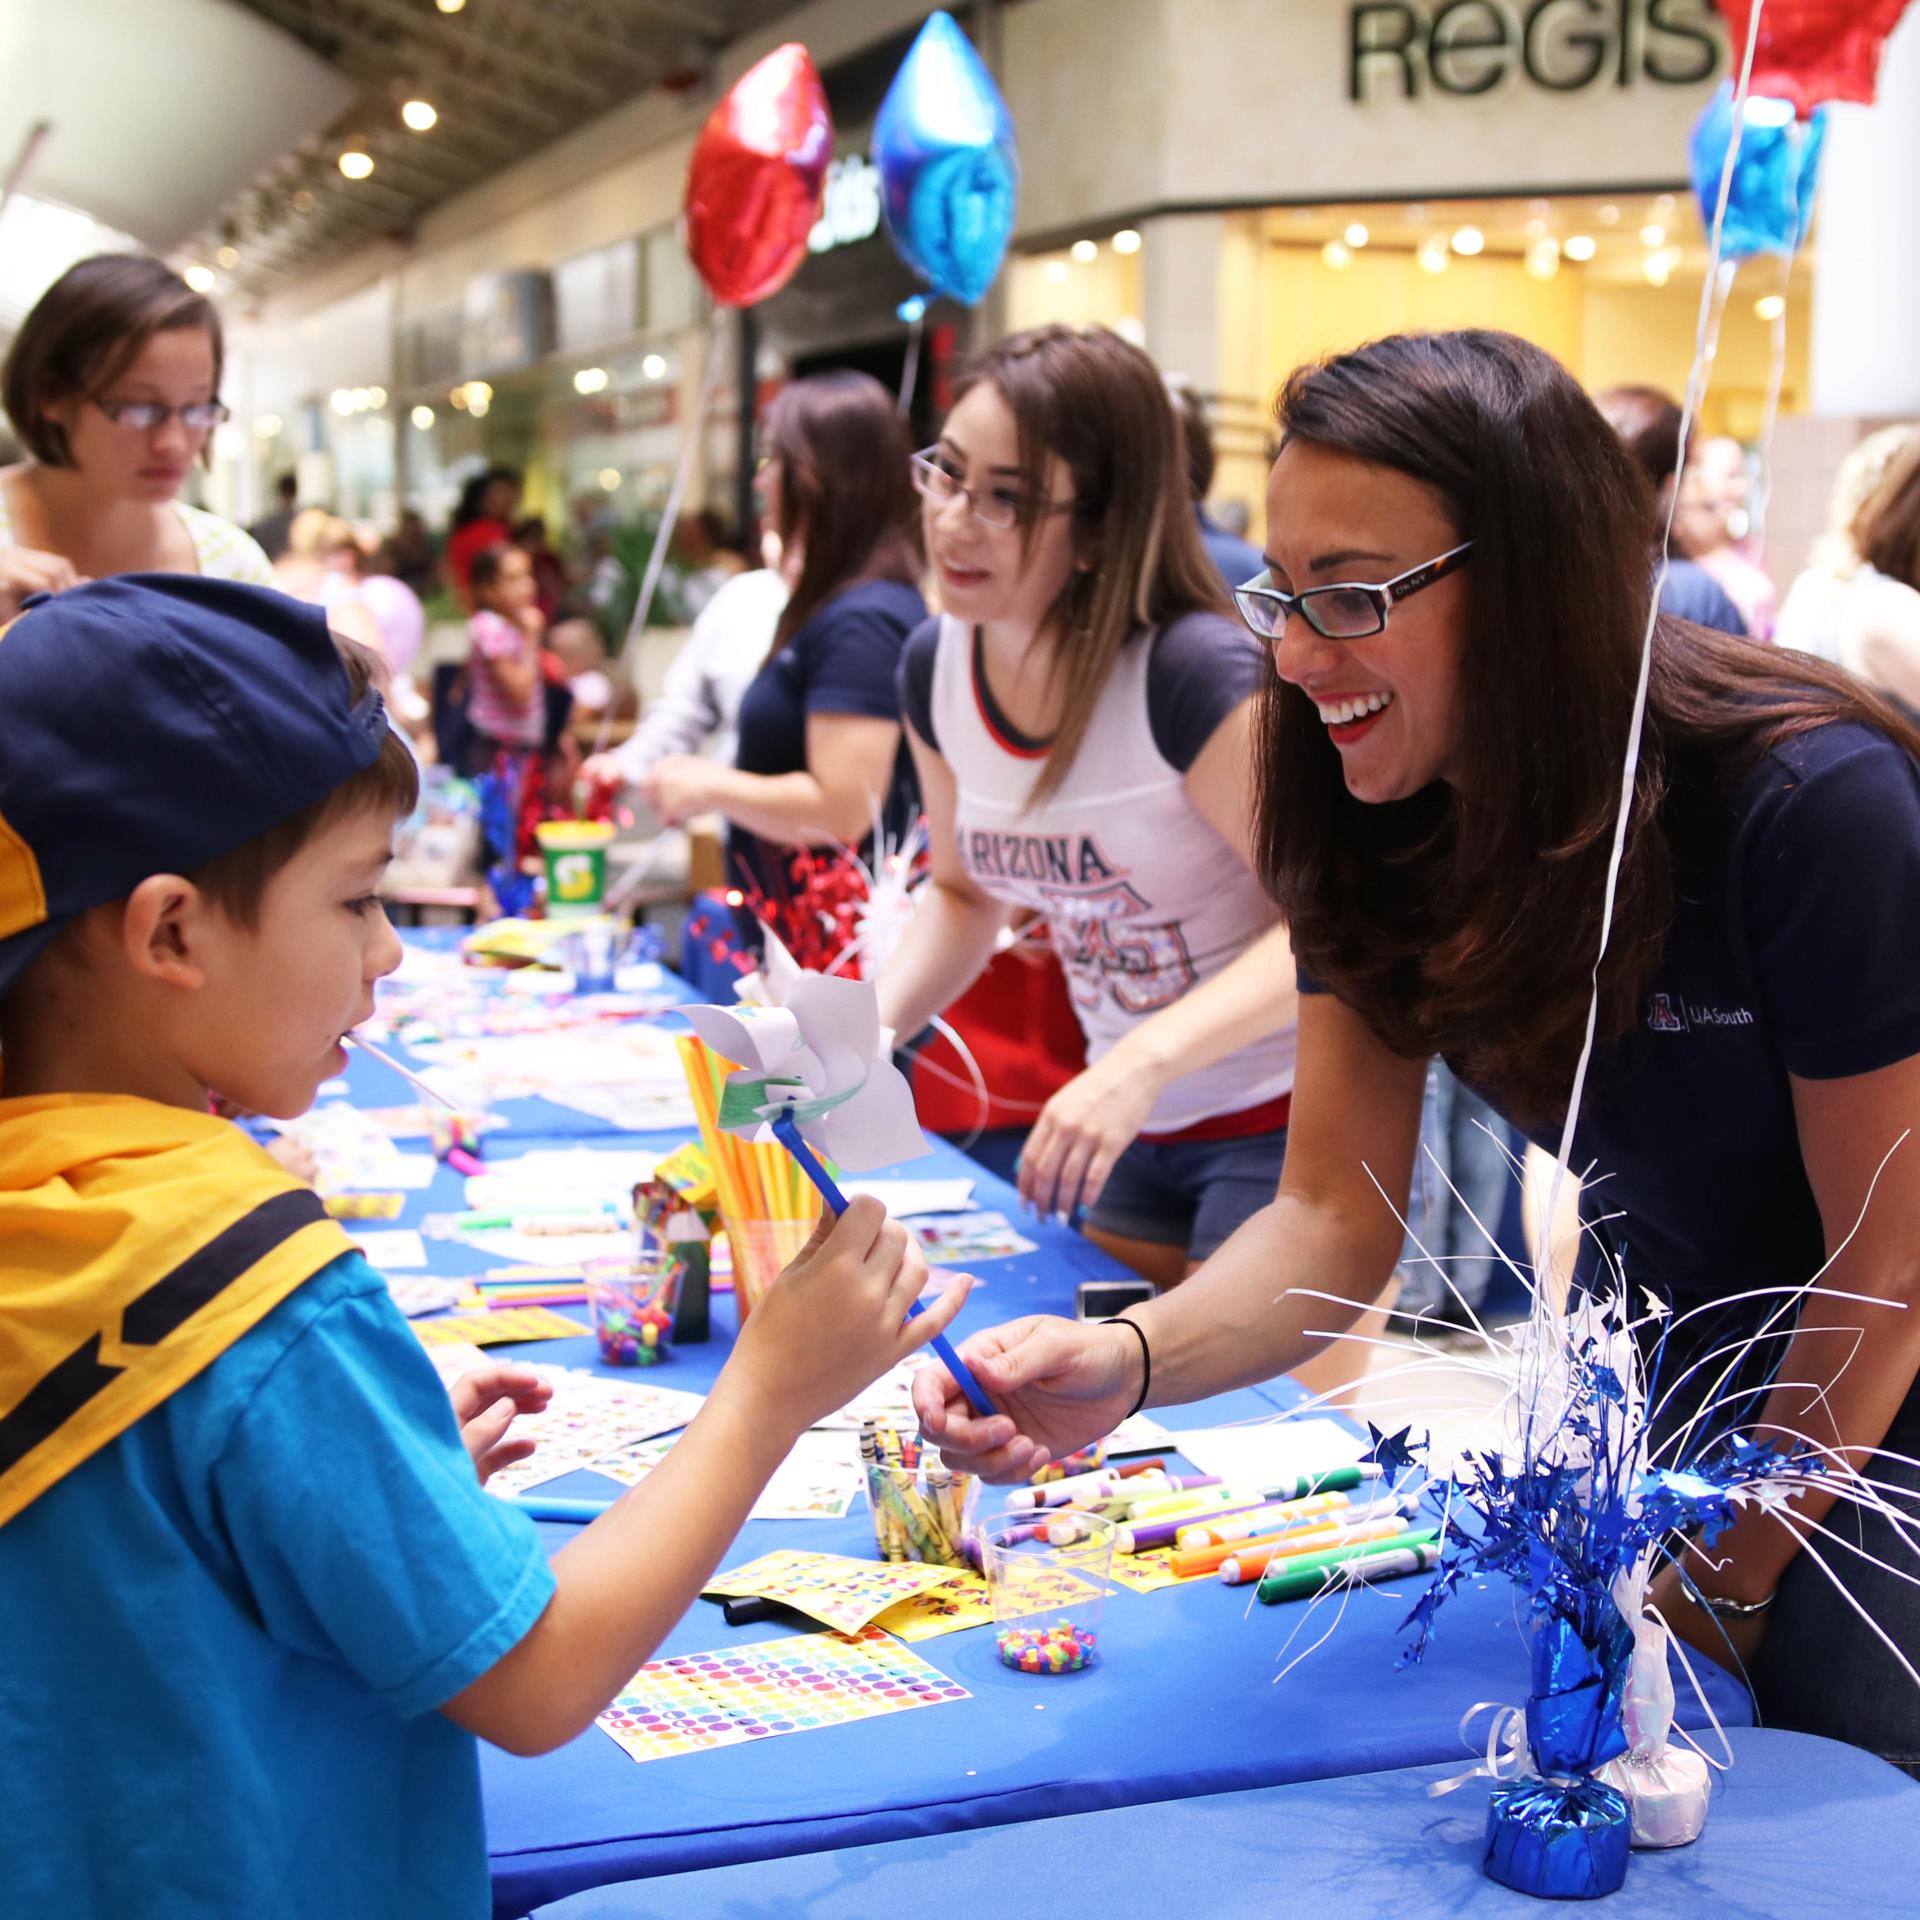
[1750,250,1796,557]
[897,308,926,417]
[1531,0,1763,1381]
[595,305,731,758]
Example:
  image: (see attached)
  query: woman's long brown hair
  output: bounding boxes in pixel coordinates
[763,369,922,653]
[1253,329,1920,1128]
[954,325,1228,805]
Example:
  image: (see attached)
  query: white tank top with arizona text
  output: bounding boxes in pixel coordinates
[930,615,1295,1132]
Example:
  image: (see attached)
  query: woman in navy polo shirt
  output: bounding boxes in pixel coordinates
[636,371,923,919]
[916,329,1920,1771]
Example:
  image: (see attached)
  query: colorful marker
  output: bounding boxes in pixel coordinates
[1185,1514,1415,1582]
[1249,1527,1441,1601]
[1174,1492,1353,1549]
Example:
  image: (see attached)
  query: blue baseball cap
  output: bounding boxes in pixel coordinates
[0,574,390,997]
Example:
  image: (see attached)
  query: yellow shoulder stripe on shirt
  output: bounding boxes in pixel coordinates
[0,1095,356,1528]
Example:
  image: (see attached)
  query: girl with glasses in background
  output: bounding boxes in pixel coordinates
[916,328,1920,1774]
[0,253,272,620]
[878,327,1349,1382]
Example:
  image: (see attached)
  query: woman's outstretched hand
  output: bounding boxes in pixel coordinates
[911,1314,1144,1481]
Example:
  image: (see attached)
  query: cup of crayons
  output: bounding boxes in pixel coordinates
[1002,1454,1438,1601]
[861,1423,973,1567]
[584,1252,678,1366]
[978,1507,1115,1673]
[678,1036,822,1321]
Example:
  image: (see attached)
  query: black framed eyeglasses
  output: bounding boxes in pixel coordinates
[92,398,230,434]
[1233,540,1473,642]
[910,448,1076,532]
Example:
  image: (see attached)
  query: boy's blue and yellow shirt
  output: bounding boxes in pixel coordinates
[0,1093,354,1526]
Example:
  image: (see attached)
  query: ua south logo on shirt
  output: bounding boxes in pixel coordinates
[1646,993,1756,1032]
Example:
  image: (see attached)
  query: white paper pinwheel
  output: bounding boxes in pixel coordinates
[681,973,925,1173]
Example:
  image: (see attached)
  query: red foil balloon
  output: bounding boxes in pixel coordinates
[1714,0,1913,116]
[683,44,833,307]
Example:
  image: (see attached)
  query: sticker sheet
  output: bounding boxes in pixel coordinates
[570,1431,862,1521]
[703,1549,969,1634]
[480,1368,707,1494]
[596,1626,969,1765]
[911,1211,1038,1265]
[871,1571,996,1641]
[410,1306,588,1349]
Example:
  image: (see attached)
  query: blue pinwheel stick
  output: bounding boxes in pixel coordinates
[770,1107,996,1418]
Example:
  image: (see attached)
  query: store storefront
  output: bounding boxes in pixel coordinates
[997,0,1802,539]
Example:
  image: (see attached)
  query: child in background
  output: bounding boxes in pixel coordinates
[0,577,965,1919]
[465,541,547,772]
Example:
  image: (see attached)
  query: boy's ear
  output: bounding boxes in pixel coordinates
[119,874,215,991]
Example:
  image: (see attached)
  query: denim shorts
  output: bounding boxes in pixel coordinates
[1084,1126,1288,1263]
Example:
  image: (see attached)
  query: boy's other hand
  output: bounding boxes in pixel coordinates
[730,1197,971,1433]
[449,1363,554,1484]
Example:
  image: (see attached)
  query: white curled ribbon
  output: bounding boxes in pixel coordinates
[1643,1601,1735,1774]
[1428,1699,1531,1798]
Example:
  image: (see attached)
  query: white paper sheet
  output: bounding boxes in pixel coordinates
[1170,1418,1366,1487]
[346,1229,429,1271]
[841,1177,976,1216]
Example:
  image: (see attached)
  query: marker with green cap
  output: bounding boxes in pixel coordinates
[1249,1527,1441,1603]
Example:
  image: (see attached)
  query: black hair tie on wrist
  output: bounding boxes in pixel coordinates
[1103,1315,1152,1420]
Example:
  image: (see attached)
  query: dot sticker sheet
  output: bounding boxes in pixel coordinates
[595,1626,970,1764]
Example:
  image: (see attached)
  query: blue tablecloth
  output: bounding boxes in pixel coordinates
[524,1727,1916,1920]
[343,949,1751,1918]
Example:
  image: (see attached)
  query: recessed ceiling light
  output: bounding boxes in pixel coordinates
[1111,229,1141,254]
[339,150,374,180]
[1344,222,1369,249]
[411,404,435,429]
[1564,234,1596,262]
[182,264,217,294]
[1754,293,1786,321]
[642,353,668,379]
[1451,225,1485,256]
[1070,238,1098,263]
[402,100,438,132]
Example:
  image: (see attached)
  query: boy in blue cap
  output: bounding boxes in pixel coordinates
[0,577,964,1918]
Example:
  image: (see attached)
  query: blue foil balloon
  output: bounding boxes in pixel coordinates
[1689,80,1827,260]
[873,10,1020,306]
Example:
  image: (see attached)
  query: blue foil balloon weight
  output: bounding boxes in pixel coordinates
[1689,81,1827,260]
[1484,1607,1634,1899]
[874,10,1019,306]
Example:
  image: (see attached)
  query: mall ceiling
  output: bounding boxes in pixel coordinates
[195,0,798,301]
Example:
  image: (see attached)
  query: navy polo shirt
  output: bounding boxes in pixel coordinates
[727,579,925,904]
[1305,720,1920,1432]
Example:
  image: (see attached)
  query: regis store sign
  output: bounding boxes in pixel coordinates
[1348,0,1723,101]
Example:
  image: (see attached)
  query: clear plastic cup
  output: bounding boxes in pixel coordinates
[724,1211,821,1321]
[864,1456,976,1566]
[978,1507,1115,1674]
[584,1253,678,1366]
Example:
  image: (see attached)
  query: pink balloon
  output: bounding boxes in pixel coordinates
[683,44,833,308]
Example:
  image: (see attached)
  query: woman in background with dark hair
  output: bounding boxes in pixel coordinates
[634,369,925,913]
[916,328,1920,1772]
[0,253,272,618]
